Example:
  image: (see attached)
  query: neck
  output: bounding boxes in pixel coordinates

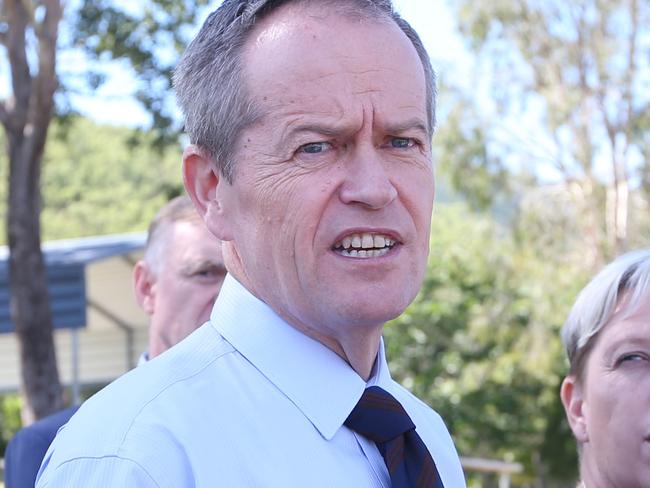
[226,245,384,381]
[269,307,384,380]
[310,325,383,381]
[580,457,606,488]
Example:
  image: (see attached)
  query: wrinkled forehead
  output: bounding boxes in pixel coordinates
[245,3,408,69]
[242,4,427,121]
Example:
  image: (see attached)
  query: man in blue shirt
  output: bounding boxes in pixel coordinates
[5,196,226,488]
[37,1,466,486]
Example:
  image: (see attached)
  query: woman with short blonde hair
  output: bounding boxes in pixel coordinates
[560,249,650,487]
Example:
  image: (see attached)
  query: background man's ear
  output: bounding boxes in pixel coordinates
[182,145,234,241]
[560,375,589,443]
[133,261,156,315]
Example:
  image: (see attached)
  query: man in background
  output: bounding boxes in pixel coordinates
[4,195,226,488]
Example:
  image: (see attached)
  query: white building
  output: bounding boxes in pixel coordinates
[0,233,149,395]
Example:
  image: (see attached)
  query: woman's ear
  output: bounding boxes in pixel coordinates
[560,375,589,443]
[183,145,234,241]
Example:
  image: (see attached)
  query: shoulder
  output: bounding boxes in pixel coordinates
[38,324,235,484]
[9,406,78,449]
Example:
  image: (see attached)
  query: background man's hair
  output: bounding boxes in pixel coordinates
[173,0,437,183]
[145,195,203,276]
[561,248,650,379]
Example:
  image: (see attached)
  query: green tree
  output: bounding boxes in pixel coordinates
[0,117,184,244]
[0,0,208,423]
[385,203,587,485]
[452,0,650,265]
[40,119,183,240]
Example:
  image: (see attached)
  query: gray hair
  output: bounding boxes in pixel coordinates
[145,195,203,277]
[562,248,650,378]
[173,0,437,183]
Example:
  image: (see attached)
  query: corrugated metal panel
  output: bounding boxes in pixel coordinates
[0,254,149,391]
[0,264,86,333]
[0,232,146,266]
[0,232,146,335]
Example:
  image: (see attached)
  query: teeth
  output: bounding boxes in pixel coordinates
[333,232,397,258]
[361,234,374,249]
[338,247,391,258]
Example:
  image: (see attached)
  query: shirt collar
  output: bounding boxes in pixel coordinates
[137,351,149,366]
[209,274,392,440]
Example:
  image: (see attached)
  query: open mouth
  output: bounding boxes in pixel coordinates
[332,232,397,258]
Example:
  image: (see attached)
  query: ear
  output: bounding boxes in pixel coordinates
[560,375,589,443]
[182,145,234,241]
[133,260,156,315]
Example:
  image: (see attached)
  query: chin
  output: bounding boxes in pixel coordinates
[335,297,412,328]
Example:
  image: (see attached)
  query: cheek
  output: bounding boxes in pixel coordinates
[585,382,627,436]
[401,160,434,196]
[258,182,330,247]
[399,174,434,235]
[238,174,303,235]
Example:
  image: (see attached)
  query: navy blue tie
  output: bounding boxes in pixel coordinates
[344,386,444,488]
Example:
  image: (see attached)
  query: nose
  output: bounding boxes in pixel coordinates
[339,145,398,209]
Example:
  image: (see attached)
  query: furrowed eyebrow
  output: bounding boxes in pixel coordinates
[274,118,430,154]
[384,118,429,136]
[274,123,350,154]
[289,120,429,137]
[286,123,349,138]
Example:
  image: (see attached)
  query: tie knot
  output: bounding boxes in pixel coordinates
[344,386,415,443]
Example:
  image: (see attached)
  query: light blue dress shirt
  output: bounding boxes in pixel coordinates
[36,275,466,487]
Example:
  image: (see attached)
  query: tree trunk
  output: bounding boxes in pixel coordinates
[3,0,65,424]
[7,138,64,424]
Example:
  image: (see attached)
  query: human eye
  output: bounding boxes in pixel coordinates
[298,141,333,154]
[616,352,649,365]
[389,137,416,149]
[188,264,225,282]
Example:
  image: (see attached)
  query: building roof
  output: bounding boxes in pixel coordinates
[0,232,146,333]
[0,232,147,267]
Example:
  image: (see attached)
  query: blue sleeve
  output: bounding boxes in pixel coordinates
[4,407,78,488]
[5,426,56,488]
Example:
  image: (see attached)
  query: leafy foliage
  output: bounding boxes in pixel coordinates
[452,0,650,261]
[0,117,183,244]
[0,394,21,458]
[386,203,587,484]
[42,119,184,239]
[434,92,512,212]
[66,0,211,146]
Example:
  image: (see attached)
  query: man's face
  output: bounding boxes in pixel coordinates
[136,220,226,358]
[564,296,650,486]
[208,8,433,350]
